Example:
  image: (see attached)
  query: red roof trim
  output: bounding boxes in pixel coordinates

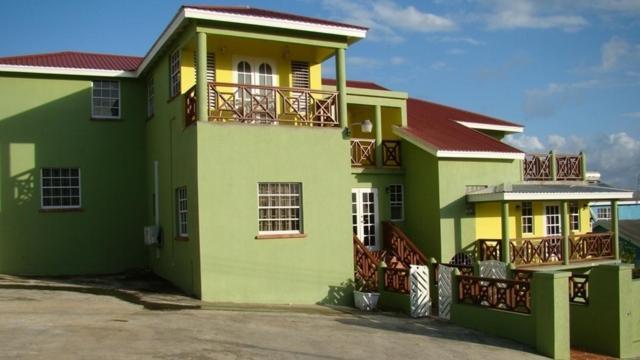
[322,78,388,91]
[184,5,368,31]
[0,51,143,71]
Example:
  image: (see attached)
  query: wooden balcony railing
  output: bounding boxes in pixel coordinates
[569,232,613,261]
[523,152,584,181]
[184,83,339,127]
[353,235,379,292]
[478,232,614,266]
[382,140,401,167]
[384,267,410,294]
[350,139,375,167]
[458,275,531,314]
[383,221,428,267]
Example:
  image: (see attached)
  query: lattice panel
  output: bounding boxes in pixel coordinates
[410,265,430,318]
[478,260,507,279]
[438,265,453,320]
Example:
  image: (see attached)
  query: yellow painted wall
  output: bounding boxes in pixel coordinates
[347,105,401,140]
[475,200,591,240]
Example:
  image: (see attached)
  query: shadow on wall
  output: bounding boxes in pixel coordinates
[440,197,472,261]
[318,279,354,307]
[0,75,147,275]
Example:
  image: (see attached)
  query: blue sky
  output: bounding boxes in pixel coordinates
[1,0,639,187]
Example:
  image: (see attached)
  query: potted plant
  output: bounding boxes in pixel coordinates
[353,277,380,311]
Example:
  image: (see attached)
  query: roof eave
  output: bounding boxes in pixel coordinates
[455,121,524,134]
[0,64,137,78]
[467,191,635,202]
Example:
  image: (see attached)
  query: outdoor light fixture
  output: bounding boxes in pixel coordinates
[347,119,373,134]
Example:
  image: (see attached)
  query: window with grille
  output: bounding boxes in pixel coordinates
[389,184,404,221]
[596,206,611,220]
[176,187,188,237]
[258,183,302,234]
[291,61,310,88]
[147,78,154,118]
[545,205,561,235]
[169,50,181,98]
[521,201,533,234]
[92,80,120,118]
[41,168,81,209]
[570,203,580,231]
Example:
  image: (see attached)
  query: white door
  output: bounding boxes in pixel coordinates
[352,188,380,251]
[544,204,561,235]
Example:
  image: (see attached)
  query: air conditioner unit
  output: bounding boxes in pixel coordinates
[144,226,160,245]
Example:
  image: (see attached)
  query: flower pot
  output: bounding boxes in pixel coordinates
[354,290,380,311]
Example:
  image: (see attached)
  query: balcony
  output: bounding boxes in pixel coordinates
[477,232,614,267]
[185,82,339,127]
[523,152,584,181]
[350,139,401,167]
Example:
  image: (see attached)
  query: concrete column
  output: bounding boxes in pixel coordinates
[374,104,382,167]
[335,48,348,129]
[196,32,208,122]
[550,150,557,181]
[561,201,570,265]
[612,200,620,260]
[532,271,570,359]
[501,201,510,263]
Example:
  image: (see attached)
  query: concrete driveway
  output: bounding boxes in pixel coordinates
[0,275,545,360]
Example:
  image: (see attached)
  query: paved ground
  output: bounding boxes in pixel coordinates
[0,274,547,360]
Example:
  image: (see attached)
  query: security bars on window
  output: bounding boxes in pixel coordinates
[258,183,301,234]
[521,201,533,234]
[389,184,404,221]
[176,187,188,237]
[41,168,81,209]
[92,80,120,118]
[169,50,181,98]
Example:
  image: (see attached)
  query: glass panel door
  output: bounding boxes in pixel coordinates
[351,188,380,251]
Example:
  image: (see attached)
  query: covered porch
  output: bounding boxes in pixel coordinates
[467,183,634,268]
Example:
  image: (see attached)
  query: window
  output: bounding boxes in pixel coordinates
[92,80,120,118]
[545,205,561,235]
[570,203,580,231]
[147,78,154,118]
[389,184,404,221]
[258,183,302,234]
[176,187,188,237]
[41,168,81,209]
[596,206,611,220]
[237,61,252,85]
[169,50,181,98]
[521,201,533,234]
[291,61,310,88]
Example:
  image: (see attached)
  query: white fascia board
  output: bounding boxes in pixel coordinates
[456,120,524,133]
[183,8,367,39]
[590,200,640,206]
[436,150,525,160]
[0,64,137,78]
[468,191,635,202]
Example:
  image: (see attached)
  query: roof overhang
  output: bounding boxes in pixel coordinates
[468,189,635,203]
[0,64,137,78]
[456,120,523,134]
[394,126,525,160]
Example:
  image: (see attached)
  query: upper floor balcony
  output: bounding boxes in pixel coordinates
[523,151,586,181]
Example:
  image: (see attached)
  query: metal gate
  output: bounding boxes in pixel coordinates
[409,265,430,318]
[437,264,453,320]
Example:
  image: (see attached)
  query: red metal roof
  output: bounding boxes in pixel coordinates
[405,98,523,153]
[184,5,368,31]
[411,98,520,128]
[0,51,143,71]
[322,78,388,91]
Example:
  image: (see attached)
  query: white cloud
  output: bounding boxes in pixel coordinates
[321,0,456,43]
[482,0,588,31]
[523,80,599,118]
[506,132,640,188]
[430,61,448,70]
[390,56,406,65]
[623,111,640,118]
[432,36,484,46]
[601,36,630,71]
[446,48,466,55]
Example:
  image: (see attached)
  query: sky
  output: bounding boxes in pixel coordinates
[1,0,639,188]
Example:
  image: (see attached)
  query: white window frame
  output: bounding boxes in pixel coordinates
[169,50,181,98]
[147,77,154,118]
[544,203,562,236]
[40,168,81,209]
[569,202,580,231]
[389,184,404,221]
[176,186,188,237]
[91,80,121,119]
[596,206,611,220]
[521,201,533,234]
[257,183,302,235]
